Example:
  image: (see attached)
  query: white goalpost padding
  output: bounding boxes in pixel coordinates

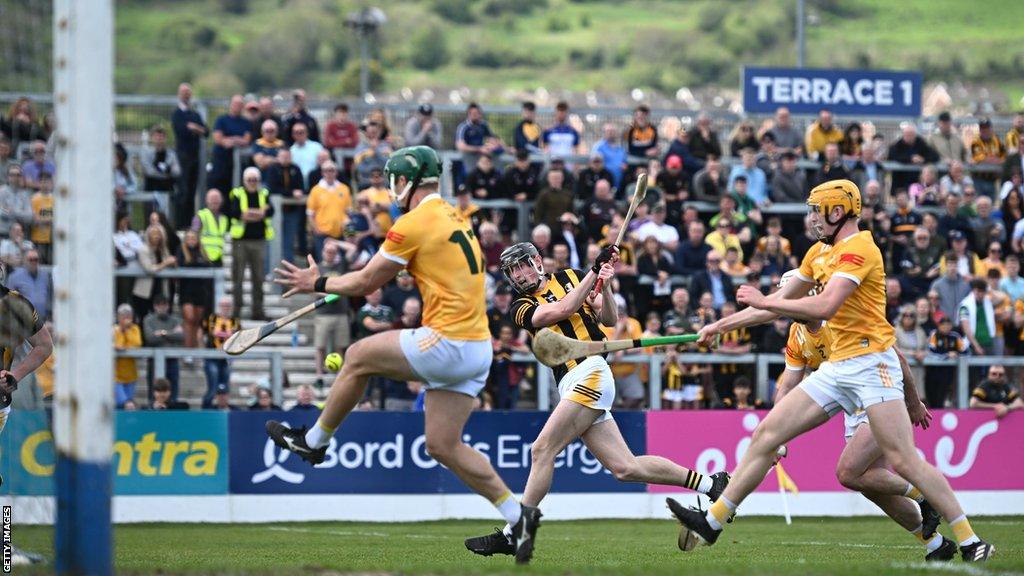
[52,0,114,573]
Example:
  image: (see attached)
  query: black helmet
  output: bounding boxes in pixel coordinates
[499,242,544,294]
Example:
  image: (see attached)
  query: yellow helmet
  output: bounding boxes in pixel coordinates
[807,179,862,220]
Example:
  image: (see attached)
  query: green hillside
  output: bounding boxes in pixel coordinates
[15,0,1024,103]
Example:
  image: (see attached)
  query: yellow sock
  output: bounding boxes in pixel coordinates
[905,485,924,503]
[708,499,733,527]
[950,515,978,546]
[911,526,928,545]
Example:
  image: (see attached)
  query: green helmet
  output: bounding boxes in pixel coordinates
[384,145,442,209]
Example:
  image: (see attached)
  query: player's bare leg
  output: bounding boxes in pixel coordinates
[722,388,829,503]
[835,425,954,559]
[667,388,828,545]
[836,424,919,497]
[865,401,964,520]
[582,419,727,497]
[522,399,602,506]
[423,389,512,501]
[266,330,425,462]
[319,330,417,428]
[865,400,991,559]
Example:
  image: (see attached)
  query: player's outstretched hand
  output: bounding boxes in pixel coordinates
[906,399,932,429]
[696,323,720,347]
[275,254,318,298]
[735,285,767,309]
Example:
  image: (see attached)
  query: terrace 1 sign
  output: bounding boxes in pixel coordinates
[742,67,922,117]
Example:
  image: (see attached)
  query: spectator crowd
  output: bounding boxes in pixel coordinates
[3,89,1024,413]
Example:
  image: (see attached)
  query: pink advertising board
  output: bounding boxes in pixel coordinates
[646,410,1024,492]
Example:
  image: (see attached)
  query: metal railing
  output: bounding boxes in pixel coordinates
[114,267,225,307]
[115,347,285,405]
[517,352,1024,411]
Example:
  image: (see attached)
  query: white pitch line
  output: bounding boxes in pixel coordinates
[890,561,1021,576]
[786,540,920,550]
[268,525,577,541]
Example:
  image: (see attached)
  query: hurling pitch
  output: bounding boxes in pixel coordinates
[13,516,1023,575]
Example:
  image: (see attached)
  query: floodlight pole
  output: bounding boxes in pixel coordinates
[796,0,806,68]
[53,0,114,574]
[345,8,385,99]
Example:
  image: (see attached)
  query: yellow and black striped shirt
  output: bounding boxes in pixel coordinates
[511,269,605,381]
[203,314,240,349]
[716,326,751,375]
[0,285,43,408]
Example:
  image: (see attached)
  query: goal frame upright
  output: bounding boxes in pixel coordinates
[52,1,115,573]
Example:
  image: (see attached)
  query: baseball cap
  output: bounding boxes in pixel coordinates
[949,230,966,241]
[937,111,952,122]
[665,155,683,170]
[215,384,229,395]
[978,117,992,128]
[781,150,798,160]
[418,103,433,115]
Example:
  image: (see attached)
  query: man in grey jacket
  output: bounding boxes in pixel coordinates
[140,126,182,194]
[403,104,443,149]
[929,251,972,321]
[770,151,806,202]
[0,165,34,237]
[143,294,184,402]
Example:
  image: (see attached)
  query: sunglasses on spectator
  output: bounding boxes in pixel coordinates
[990,247,1002,253]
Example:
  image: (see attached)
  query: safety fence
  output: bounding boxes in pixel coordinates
[3,409,1021,522]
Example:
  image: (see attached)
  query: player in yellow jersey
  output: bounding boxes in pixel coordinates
[465,242,729,564]
[269,146,540,560]
[773,272,957,562]
[669,180,993,562]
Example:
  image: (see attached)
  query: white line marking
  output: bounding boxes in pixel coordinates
[891,562,1020,576]
[786,540,919,550]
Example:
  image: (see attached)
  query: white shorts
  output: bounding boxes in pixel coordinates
[798,348,905,418]
[558,355,615,425]
[844,410,868,440]
[399,327,492,398]
[0,405,9,435]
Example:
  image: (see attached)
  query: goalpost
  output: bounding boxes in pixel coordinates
[52,0,114,573]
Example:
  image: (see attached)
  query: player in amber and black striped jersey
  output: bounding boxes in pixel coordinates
[465,242,731,559]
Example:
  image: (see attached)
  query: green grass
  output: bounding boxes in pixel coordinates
[98,0,1024,101]
[14,516,1024,575]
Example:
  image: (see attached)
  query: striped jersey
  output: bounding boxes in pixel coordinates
[510,269,605,381]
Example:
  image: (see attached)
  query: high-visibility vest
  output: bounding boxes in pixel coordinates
[229,186,274,240]
[196,208,228,261]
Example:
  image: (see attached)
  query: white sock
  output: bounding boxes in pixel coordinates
[304,422,333,449]
[926,533,943,553]
[495,493,523,526]
[697,475,713,494]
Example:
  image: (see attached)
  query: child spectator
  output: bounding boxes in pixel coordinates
[148,378,189,410]
[202,297,239,408]
[113,304,142,409]
[663,345,707,410]
[29,172,53,263]
[925,316,968,408]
